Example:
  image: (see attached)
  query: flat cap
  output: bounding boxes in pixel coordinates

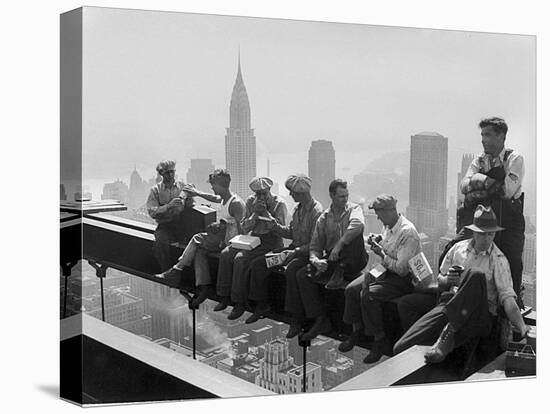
[249,176,274,191]
[368,194,397,210]
[285,174,312,193]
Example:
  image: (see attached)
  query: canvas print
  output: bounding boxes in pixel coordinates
[60,6,536,406]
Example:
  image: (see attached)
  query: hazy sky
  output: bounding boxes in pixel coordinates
[79,6,536,204]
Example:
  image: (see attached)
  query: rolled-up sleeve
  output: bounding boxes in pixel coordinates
[494,256,517,306]
[309,216,325,261]
[503,153,524,199]
[383,229,420,276]
[340,205,365,245]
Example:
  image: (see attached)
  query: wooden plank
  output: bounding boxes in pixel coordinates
[332,345,431,391]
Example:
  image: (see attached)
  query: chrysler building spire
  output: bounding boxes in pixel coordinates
[225,51,257,199]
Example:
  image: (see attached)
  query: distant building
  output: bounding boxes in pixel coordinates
[225,55,256,200]
[523,234,536,273]
[286,362,322,393]
[308,140,335,209]
[101,179,129,204]
[186,159,215,193]
[323,350,354,389]
[84,289,152,338]
[128,167,148,210]
[250,325,273,347]
[457,153,475,203]
[60,184,67,200]
[407,132,448,240]
[255,339,295,393]
[522,272,536,310]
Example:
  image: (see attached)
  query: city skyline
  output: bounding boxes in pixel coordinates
[70,7,536,212]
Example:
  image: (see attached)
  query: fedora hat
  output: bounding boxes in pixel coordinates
[465,205,504,233]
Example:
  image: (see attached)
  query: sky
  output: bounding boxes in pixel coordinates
[73,6,535,207]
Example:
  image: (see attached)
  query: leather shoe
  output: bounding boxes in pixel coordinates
[424,323,455,364]
[363,337,391,364]
[325,266,347,290]
[245,303,271,324]
[190,285,211,308]
[214,296,230,312]
[227,304,246,320]
[300,315,331,342]
[154,267,182,280]
[338,332,361,353]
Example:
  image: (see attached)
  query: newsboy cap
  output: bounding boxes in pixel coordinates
[368,194,397,210]
[249,176,274,192]
[285,174,312,193]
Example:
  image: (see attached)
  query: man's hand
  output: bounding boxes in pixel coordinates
[329,243,342,261]
[370,241,384,258]
[447,268,461,287]
[312,257,328,273]
[253,200,267,215]
[282,249,298,265]
[169,197,184,207]
[206,222,221,234]
[182,184,200,197]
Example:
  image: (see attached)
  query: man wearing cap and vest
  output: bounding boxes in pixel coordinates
[153,169,245,307]
[459,117,525,302]
[147,160,194,272]
[393,205,528,364]
[339,194,421,364]
[298,179,368,342]
[215,177,287,320]
[244,173,324,326]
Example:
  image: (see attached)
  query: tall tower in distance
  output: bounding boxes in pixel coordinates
[456,153,475,203]
[225,53,256,200]
[407,132,449,240]
[308,140,335,209]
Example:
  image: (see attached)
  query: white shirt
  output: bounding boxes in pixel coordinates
[461,147,524,200]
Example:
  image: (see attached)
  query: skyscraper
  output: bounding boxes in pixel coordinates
[308,140,335,209]
[128,167,147,210]
[457,153,475,202]
[186,159,215,193]
[102,179,129,204]
[407,132,448,240]
[225,55,256,200]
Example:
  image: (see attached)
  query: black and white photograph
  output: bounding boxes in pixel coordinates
[4,1,547,413]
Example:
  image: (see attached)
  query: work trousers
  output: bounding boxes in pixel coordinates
[284,237,367,321]
[344,270,413,336]
[393,268,495,355]
[283,256,323,320]
[248,246,295,304]
[216,233,283,302]
[176,231,225,286]
[153,223,184,272]
[396,292,438,332]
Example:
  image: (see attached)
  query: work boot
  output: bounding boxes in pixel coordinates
[190,285,211,308]
[338,331,361,353]
[325,265,347,290]
[286,320,304,339]
[227,303,246,320]
[245,302,271,324]
[214,296,230,312]
[300,315,331,342]
[363,336,391,364]
[424,323,455,364]
[154,267,182,280]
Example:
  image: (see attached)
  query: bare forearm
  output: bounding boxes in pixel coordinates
[503,297,527,335]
